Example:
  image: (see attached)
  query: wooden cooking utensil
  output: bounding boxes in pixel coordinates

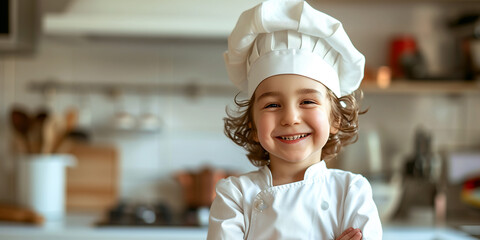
[41,116,55,154]
[46,108,80,154]
[10,108,32,153]
[29,115,46,154]
[51,115,68,153]
[34,110,49,153]
[65,108,79,132]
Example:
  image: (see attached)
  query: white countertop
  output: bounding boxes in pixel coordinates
[0,213,208,240]
[0,213,478,240]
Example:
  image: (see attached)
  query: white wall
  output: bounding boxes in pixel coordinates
[1,1,480,207]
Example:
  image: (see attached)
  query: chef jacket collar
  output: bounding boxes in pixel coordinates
[261,160,327,187]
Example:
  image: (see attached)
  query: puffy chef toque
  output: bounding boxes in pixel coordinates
[224,0,365,98]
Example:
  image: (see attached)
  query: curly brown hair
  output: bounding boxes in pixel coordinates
[224,89,367,167]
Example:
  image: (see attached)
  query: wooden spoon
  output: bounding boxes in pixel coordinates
[65,108,79,133]
[51,114,68,153]
[34,110,49,153]
[10,108,31,153]
[41,116,55,154]
[28,110,49,154]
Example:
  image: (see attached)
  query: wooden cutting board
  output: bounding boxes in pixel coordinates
[66,143,119,212]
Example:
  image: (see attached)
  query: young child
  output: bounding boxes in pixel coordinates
[207,0,382,239]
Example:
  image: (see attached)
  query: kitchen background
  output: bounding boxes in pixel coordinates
[1,0,480,238]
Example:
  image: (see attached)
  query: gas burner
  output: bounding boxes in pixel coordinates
[97,202,208,227]
[97,202,173,227]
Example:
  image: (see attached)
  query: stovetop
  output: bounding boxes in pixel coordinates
[96,202,209,227]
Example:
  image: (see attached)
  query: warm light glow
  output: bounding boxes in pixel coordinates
[377,66,391,89]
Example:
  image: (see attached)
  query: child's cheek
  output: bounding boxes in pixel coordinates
[310,110,331,136]
[254,114,272,143]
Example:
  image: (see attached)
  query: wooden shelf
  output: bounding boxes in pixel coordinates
[360,80,480,95]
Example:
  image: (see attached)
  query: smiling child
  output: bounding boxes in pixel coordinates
[207,0,382,239]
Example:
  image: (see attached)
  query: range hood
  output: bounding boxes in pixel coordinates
[43,0,262,39]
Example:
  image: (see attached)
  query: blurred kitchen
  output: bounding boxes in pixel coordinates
[1,0,480,239]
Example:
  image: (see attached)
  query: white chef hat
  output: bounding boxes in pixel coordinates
[224,0,365,98]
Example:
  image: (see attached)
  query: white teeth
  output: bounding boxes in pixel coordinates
[280,134,308,141]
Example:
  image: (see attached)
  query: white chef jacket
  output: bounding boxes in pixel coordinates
[207,161,382,240]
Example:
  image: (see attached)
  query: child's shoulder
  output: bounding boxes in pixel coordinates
[216,167,266,193]
[325,168,371,190]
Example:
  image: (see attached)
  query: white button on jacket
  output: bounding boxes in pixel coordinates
[207,161,382,240]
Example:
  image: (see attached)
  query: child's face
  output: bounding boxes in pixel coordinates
[252,74,337,166]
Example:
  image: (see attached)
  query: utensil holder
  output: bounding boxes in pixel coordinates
[17,154,76,222]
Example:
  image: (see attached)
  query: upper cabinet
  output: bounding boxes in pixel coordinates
[43,0,263,39]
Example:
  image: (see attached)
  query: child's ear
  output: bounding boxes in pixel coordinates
[330,118,340,134]
[330,125,339,135]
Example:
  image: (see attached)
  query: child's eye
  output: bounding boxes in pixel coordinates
[301,100,316,105]
[265,103,280,108]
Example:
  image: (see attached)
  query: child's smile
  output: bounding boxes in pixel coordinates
[276,133,310,143]
[253,74,337,173]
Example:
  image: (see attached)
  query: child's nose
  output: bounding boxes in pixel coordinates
[280,106,301,126]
